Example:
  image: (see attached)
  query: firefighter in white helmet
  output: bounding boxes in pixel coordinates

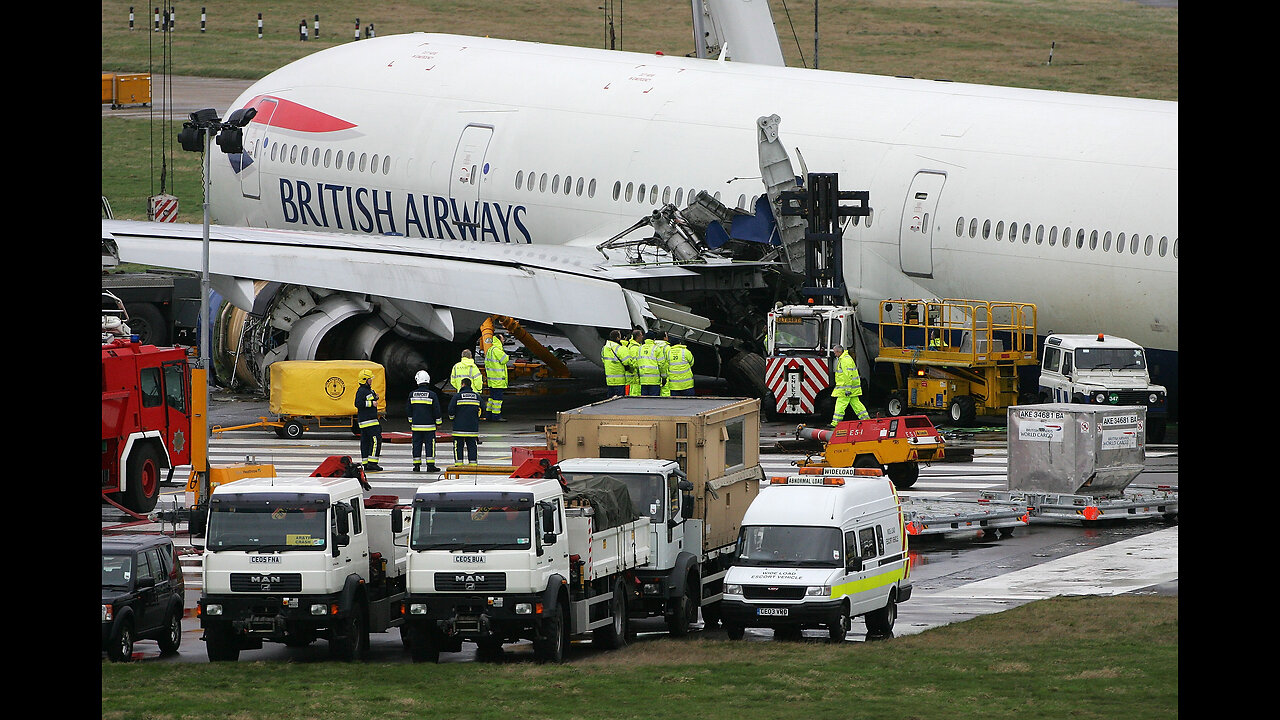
[406,370,443,473]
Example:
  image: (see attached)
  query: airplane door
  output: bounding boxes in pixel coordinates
[450,124,494,205]
[239,98,279,200]
[899,171,946,278]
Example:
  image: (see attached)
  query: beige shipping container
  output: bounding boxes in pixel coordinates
[268,360,385,418]
[556,396,763,553]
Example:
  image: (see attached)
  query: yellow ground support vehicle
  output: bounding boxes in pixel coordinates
[875,299,1038,426]
[211,360,385,438]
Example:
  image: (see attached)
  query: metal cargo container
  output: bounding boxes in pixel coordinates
[556,396,762,553]
[1007,403,1146,495]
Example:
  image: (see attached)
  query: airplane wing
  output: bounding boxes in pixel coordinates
[102,218,703,336]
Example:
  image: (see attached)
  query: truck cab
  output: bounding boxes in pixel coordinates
[721,471,911,642]
[1037,333,1168,442]
[198,475,409,661]
[764,303,858,418]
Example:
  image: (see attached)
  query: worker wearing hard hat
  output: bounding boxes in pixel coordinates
[449,349,484,394]
[483,333,510,422]
[355,368,383,472]
[830,345,870,427]
[406,370,443,473]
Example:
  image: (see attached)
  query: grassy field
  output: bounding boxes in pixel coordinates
[101,0,1176,222]
[100,594,1178,719]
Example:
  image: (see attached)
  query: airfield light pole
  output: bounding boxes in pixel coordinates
[177,106,257,522]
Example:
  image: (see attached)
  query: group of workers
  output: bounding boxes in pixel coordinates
[600,326,695,397]
[355,333,514,473]
[353,325,867,473]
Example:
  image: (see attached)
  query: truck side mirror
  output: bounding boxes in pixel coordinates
[542,532,557,545]
[677,479,694,492]
[335,532,350,548]
[391,508,403,534]
[681,495,694,519]
[848,557,863,573]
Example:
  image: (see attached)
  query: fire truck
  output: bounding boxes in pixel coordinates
[101,337,194,514]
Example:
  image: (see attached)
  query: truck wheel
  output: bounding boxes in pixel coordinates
[667,575,699,637]
[330,609,369,662]
[725,623,745,641]
[865,590,898,637]
[475,638,505,662]
[593,579,630,650]
[828,603,850,643]
[886,391,906,417]
[107,618,135,662]
[948,396,976,427]
[126,303,168,346]
[409,623,442,663]
[123,444,162,514]
[534,603,569,664]
[887,462,919,489]
[157,606,183,655]
[205,626,241,662]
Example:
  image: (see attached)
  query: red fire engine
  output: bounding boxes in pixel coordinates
[101,337,193,513]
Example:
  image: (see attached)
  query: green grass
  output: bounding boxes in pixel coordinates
[101,595,1178,719]
[101,1,1176,222]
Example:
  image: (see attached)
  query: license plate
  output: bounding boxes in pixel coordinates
[757,607,789,616]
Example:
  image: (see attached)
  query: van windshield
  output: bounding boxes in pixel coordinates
[735,525,843,568]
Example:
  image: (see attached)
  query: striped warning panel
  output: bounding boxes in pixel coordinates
[765,356,830,415]
[149,194,179,222]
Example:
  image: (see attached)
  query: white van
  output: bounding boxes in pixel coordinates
[720,470,911,642]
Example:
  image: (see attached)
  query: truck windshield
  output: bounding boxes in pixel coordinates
[772,317,824,351]
[1075,347,1146,370]
[560,471,667,521]
[206,497,329,552]
[735,525,843,568]
[411,502,532,551]
[102,553,134,588]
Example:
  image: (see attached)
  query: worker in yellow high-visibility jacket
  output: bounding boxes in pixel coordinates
[601,329,628,397]
[830,345,869,426]
[483,333,510,422]
[665,333,695,396]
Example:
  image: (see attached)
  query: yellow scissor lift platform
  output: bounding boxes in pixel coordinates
[876,299,1038,426]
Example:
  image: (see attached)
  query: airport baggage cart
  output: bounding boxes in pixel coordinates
[901,496,1029,538]
[983,485,1178,525]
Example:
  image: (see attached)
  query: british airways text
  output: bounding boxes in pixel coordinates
[278,178,533,243]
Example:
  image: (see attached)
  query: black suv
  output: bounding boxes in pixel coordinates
[102,535,186,662]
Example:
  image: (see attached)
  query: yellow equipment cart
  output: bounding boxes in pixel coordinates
[212,360,386,438]
[875,299,1038,426]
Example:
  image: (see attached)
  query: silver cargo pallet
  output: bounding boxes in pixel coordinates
[980,485,1179,525]
[902,496,1030,538]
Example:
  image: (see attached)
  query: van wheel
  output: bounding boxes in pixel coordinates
[725,624,745,640]
[828,604,850,643]
[865,591,898,636]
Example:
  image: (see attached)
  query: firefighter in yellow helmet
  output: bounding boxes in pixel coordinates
[354,368,383,472]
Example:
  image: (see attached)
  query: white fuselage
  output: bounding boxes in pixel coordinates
[209,32,1177,357]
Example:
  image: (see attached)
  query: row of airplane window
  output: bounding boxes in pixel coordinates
[268,141,392,176]
[956,216,1178,259]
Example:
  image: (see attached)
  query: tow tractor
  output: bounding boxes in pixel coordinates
[875,298,1039,426]
[794,415,945,489]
